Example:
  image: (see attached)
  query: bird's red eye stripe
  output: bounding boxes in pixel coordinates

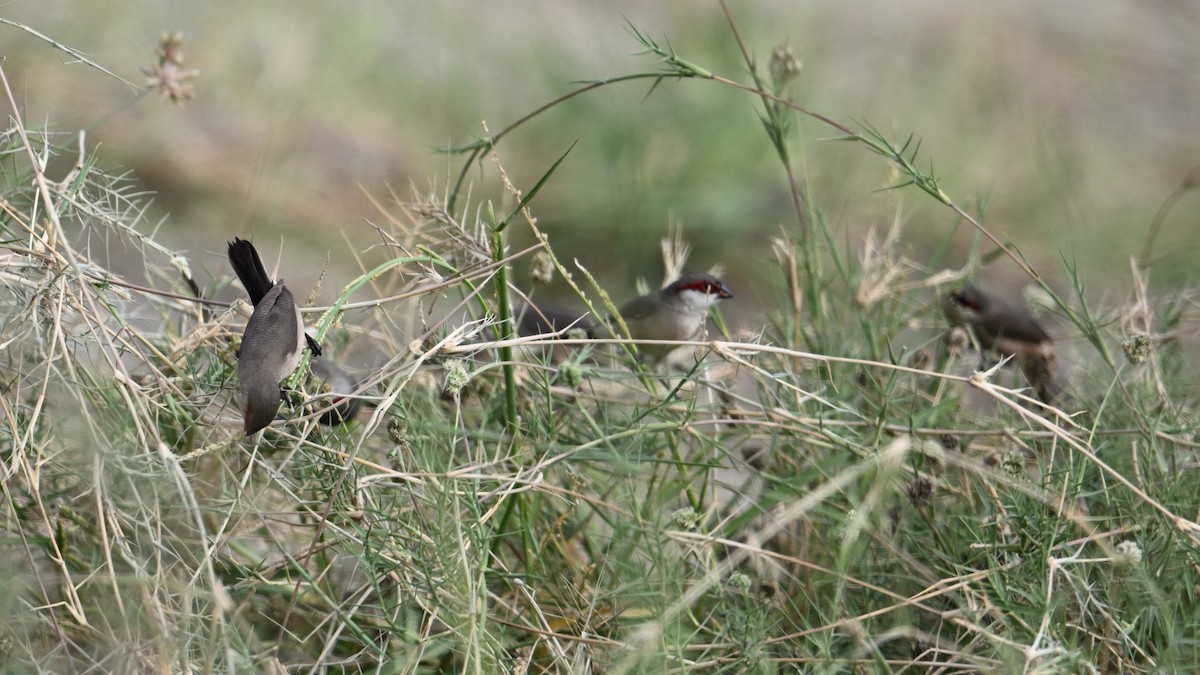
[954,293,981,312]
[681,279,731,297]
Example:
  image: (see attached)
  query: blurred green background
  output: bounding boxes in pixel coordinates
[3,0,1198,308]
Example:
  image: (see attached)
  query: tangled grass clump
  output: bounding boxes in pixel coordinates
[3,10,1200,674]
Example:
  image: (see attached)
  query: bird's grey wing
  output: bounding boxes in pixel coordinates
[240,283,303,383]
[617,294,660,322]
[978,302,1051,345]
[518,303,596,336]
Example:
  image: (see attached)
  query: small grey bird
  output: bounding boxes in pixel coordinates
[309,356,362,426]
[515,302,598,339]
[227,238,320,435]
[512,302,597,363]
[615,272,734,365]
[942,284,1060,401]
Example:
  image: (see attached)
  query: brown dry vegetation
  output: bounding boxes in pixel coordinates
[2,2,1200,673]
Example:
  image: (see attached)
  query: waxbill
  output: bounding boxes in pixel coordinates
[309,356,362,426]
[614,272,734,365]
[942,284,1060,402]
[513,302,597,364]
[227,238,320,435]
[515,302,598,340]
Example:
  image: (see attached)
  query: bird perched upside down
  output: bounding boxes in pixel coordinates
[227,238,321,435]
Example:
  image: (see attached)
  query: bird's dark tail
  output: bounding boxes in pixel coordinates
[227,238,274,306]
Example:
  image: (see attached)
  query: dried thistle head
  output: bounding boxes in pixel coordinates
[945,326,970,357]
[529,250,554,285]
[1114,540,1143,569]
[905,477,934,509]
[908,348,932,371]
[387,418,409,447]
[769,44,802,90]
[143,32,199,104]
[156,32,185,66]
[1000,449,1026,478]
[1122,334,1151,365]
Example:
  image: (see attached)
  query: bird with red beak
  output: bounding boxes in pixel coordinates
[614,272,734,365]
[942,283,1061,402]
[308,356,363,426]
